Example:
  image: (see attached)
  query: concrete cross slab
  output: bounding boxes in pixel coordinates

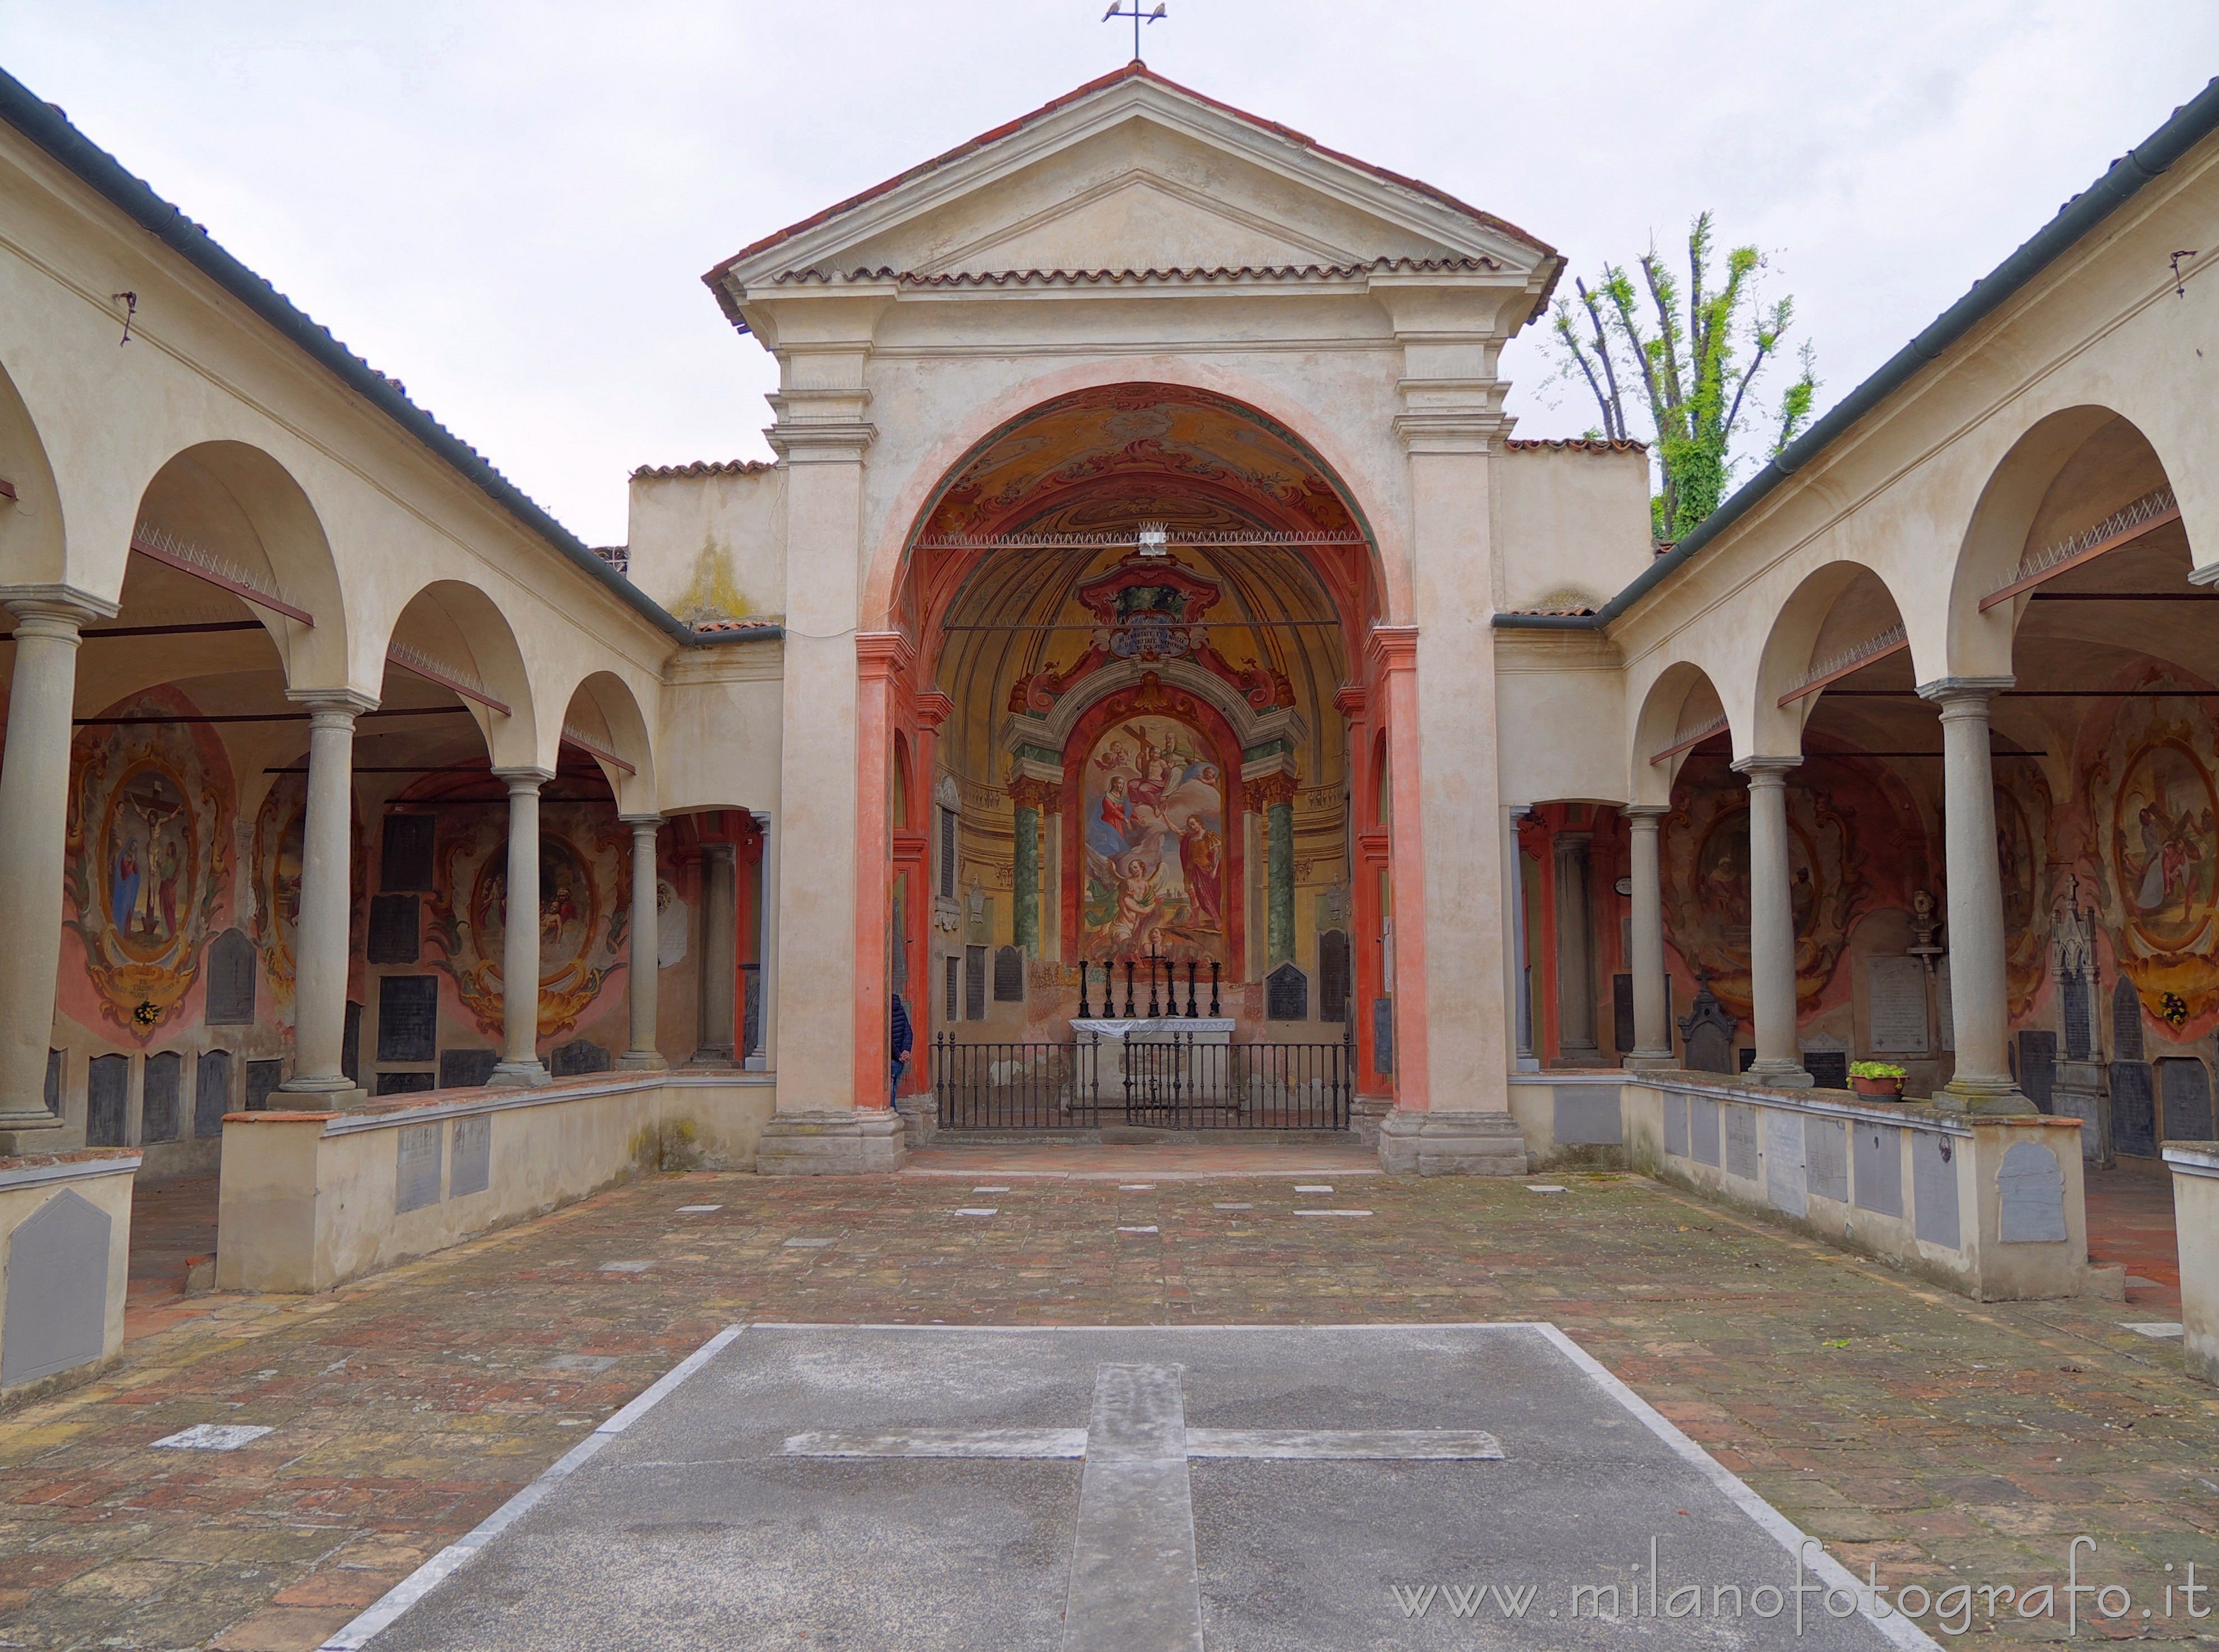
[597,1260,653,1272]
[956,1207,999,1217]
[2123,1321,2185,1338]
[1293,1209,1372,1218]
[782,1238,836,1248]
[1211,1202,1252,1210]
[1527,1184,1571,1193]
[330,1324,1936,1652]
[1294,1184,1334,1192]
[673,1204,722,1214]
[974,1185,1013,1192]
[1118,1225,1159,1234]
[151,1423,272,1451]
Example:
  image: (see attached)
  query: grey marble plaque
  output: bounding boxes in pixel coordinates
[1998,1140,2067,1243]
[205,928,258,1026]
[1553,1088,1620,1146]
[2060,971,2092,1061]
[1662,1092,1688,1157]
[44,1048,61,1116]
[1371,997,1393,1073]
[993,945,1024,1003]
[964,946,986,1021]
[245,1059,285,1112]
[1689,1095,1720,1166]
[377,975,439,1063]
[1765,1112,1805,1216]
[1611,974,1635,1054]
[396,1121,443,1213]
[2113,978,2146,1062]
[1,1191,111,1387]
[141,1052,182,1144]
[1866,956,1930,1054]
[377,1071,436,1096]
[2161,1057,2214,1141]
[1852,1123,1903,1216]
[1803,1049,1849,1092]
[550,1040,612,1079]
[440,1048,500,1090]
[368,894,421,965]
[1805,1117,1848,1202]
[1911,1132,1959,1250]
[451,1116,492,1197]
[1724,1104,1758,1179]
[1266,964,1308,1022]
[86,1054,128,1147]
[1317,930,1349,1024]
[2111,1061,2157,1156]
[194,1050,233,1137]
[2018,1030,2057,1114]
[381,811,437,892]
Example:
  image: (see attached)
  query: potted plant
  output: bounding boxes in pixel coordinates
[1849,1060,1907,1100]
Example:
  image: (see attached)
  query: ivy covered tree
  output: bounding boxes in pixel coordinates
[1551,211,1819,542]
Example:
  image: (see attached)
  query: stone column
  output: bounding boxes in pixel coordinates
[1255,772,1298,967]
[1733,757,1810,1087]
[693,841,738,1063]
[750,812,775,1070]
[1625,805,1674,1068]
[489,768,552,1088]
[279,688,377,1107]
[1011,793,1041,959]
[1507,808,1538,1072]
[0,589,114,1137]
[1552,830,1602,1065]
[1919,677,2027,1112]
[619,815,665,1070]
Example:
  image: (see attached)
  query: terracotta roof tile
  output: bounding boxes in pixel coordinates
[1500,603,1600,618]
[758,257,1502,291]
[631,459,776,479]
[1504,437,1648,455]
[690,618,782,635]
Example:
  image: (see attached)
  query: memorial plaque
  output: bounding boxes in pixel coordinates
[1852,1123,1903,1216]
[395,1121,442,1212]
[1689,1095,1720,1166]
[1266,964,1308,1022]
[993,945,1024,1003]
[2160,1057,2214,1142]
[743,966,763,1057]
[2060,971,2092,1061]
[942,955,960,1025]
[2113,978,2146,1062]
[1866,956,1930,1054]
[1998,1140,2067,1242]
[377,975,440,1063]
[378,1071,437,1096]
[1553,1088,1620,1146]
[1318,930,1350,1024]
[381,811,437,892]
[86,1054,128,1147]
[1805,1117,1848,1202]
[1935,957,1954,1051]
[1911,1131,1959,1249]
[1685,1020,1732,1073]
[1724,1104,1757,1179]
[964,946,986,1021]
[1371,997,1393,1073]
[451,1115,492,1197]
[551,1039,612,1078]
[1803,1049,1849,1092]
[440,1048,501,1090]
[141,1051,182,1144]
[0,1191,110,1388]
[246,1059,285,1111]
[1662,1093,1688,1157]
[1766,1112,1806,1217]
[195,1050,233,1136]
[1611,974,1635,1054]
[44,1048,61,1116]
[2110,1060,2157,1156]
[368,894,421,965]
[2017,1030,2057,1114]
[343,1000,363,1086]
[205,927,258,1026]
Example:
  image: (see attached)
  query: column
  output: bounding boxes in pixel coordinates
[693,841,738,1063]
[1625,805,1674,1068]
[619,815,664,1070]
[1507,808,1537,1072]
[1733,757,1810,1087]
[489,767,552,1088]
[1256,772,1297,966]
[1919,677,2026,1112]
[280,688,377,1105]
[1008,778,1049,957]
[0,590,112,1136]
[1552,830,1601,1065]
[750,811,775,1070]
[850,634,908,1111]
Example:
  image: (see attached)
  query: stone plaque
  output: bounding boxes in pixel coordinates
[1662,1093,1688,1157]
[2110,1060,2157,1156]
[367,894,421,965]
[245,1059,285,1111]
[395,1121,443,1212]
[1689,1095,1721,1167]
[1935,956,1954,1051]
[194,1050,233,1136]
[1998,1140,2067,1242]
[1852,1124,1903,1217]
[1724,1104,1757,1179]
[1266,964,1308,1022]
[551,1040,612,1078]
[1611,974,1635,1054]
[141,1051,182,1144]
[1553,1088,1620,1146]
[44,1049,61,1116]
[1371,997,1393,1073]
[1766,1112,1806,1217]
[451,1116,492,1197]
[0,1190,111,1387]
[1804,1117,1848,1202]
[343,999,363,1087]
[1318,930,1350,1024]
[743,966,763,1057]
[2060,971,2092,1061]
[2018,1030,2058,1114]
[1911,1132,1959,1249]
[993,945,1024,1003]
[1866,956,1930,1054]
[378,1071,437,1096]
[377,975,439,1063]
[964,946,986,1021]
[1803,1049,1849,1092]
[86,1054,129,1147]
[2160,1057,2214,1142]
[440,1048,500,1090]
[381,811,437,892]
[2113,978,2146,1062]
[205,927,258,1026]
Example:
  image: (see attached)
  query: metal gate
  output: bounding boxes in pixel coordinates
[930,1036,1101,1130]
[931,1032,1351,1131]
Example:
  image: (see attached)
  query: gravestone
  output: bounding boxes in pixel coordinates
[550,1040,612,1079]
[2017,1030,2057,1114]
[1737,1048,1758,1073]
[2160,1057,2214,1142]
[141,1052,182,1144]
[245,1059,285,1112]
[993,945,1023,1003]
[743,966,763,1057]
[1611,974,1635,1054]
[1998,1140,2067,1243]
[1266,963,1308,1022]
[964,946,986,1021]
[1805,1117,1849,1202]
[1852,1123,1903,1216]
[0,1191,110,1387]
[1318,930,1349,1024]
[1371,997,1393,1073]
[1678,974,1736,1073]
[1866,956,1930,1054]
[194,1050,233,1136]
[1724,1105,1758,1179]
[1911,1132,1959,1249]
[2110,1060,2157,1156]
[381,811,437,891]
[343,1000,363,1086]
[1688,1095,1721,1166]
[86,1054,128,1147]
[1765,1112,1805,1216]
[44,1049,61,1116]
[2059,970,2092,1061]
[1803,1049,1849,1092]
[395,1122,442,1212]
[440,1048,501,1090]
[377,975,440,1063]
[368,894,421,964]
[1552,1088,1620,1146]
[378,1071,436,1096]
[1662,1093,1689,1156]
[451,1116,492,1197]
[205,928,258,1026]
[2113,977,2146,1061]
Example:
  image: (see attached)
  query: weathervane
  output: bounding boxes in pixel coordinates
[1102,1,1165,63]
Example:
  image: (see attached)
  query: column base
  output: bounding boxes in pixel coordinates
[277,1080,368,1112]
[895,1091,939,1148]
[756,1108,909,1175]
[1935,1076,2034,1115]
[0,1108,63,1137]
[1744,1059,1813,1089]
[487,1059,551,1090]
[1351,1094,1395,1149]
[1377,1108,1528,1176]
[687,1046,737,1070]
[1624,1049,1678,1073]
[617,1051,668,1072]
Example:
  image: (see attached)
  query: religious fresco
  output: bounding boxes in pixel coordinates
[62,688,233,1039]
[1994,775,2055,1022]
[1077,711,1230,966]
[424,803,630,1040]
[2090,684,2219,1030]
[247,772,307,1009]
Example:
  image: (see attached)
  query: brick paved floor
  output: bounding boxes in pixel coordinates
[2,1159,2215,1649]
[2087,1155,2184,1312]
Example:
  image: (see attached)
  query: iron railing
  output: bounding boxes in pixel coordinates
[930,1031,1351,1131]
[932,1036,1100,1130]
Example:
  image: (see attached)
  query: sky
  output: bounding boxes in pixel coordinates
[3,2,2215,547]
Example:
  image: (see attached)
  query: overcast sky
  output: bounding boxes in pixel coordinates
[3,3,2215,545]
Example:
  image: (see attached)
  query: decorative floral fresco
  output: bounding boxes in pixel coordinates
[248,771,307,1010]
[63,688,233,1040]
[1077,711,1230,966]
[425,803,631,1040]
[2090,681,2219,1030]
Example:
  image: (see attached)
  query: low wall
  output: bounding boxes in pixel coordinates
[2164,1142,2218,1385]
[217,1072,776,1294]
[0,1151,140,1398]
[1509,1072,2087,1302]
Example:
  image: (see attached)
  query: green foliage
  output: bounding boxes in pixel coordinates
[1848,1060,1906,1081]
[1549,212,1820,542]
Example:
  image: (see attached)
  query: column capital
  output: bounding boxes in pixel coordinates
[1623,803,1669,823]
[1731,755,1800,783]
[855,630,914,681]
[2,584,118,633]
[1916,674,2014,707]
[1333,682,1368,720]
[914,689,953,730]
[620,812,664,829]
[1365,625,1419,675]
[493,765,554,794]
[285,686,379,722]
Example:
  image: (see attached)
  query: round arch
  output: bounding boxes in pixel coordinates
[0,353,65,588]
[1751,559,1915,757]
[378,579,538,770]
[555,669,658,816]
[1629,660,1735,807]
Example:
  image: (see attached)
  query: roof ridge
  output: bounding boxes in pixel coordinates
[759,256,1504,289]
[631,459,776,479]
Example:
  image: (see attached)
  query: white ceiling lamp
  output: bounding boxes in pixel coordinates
[1137,522,1170,557]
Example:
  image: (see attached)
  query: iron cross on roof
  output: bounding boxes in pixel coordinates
[784,1361,1503,1651]
[1103,1,1166,64]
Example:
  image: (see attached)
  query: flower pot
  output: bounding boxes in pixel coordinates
[1851,1075,1904,1100]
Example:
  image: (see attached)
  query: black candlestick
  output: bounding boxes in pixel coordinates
[1185,961,1199,1019]
[1208,961,1221,1019]
[1123,959,1136,1019]
[1146,950,1161,1019]
[1077,961,1092,1020]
